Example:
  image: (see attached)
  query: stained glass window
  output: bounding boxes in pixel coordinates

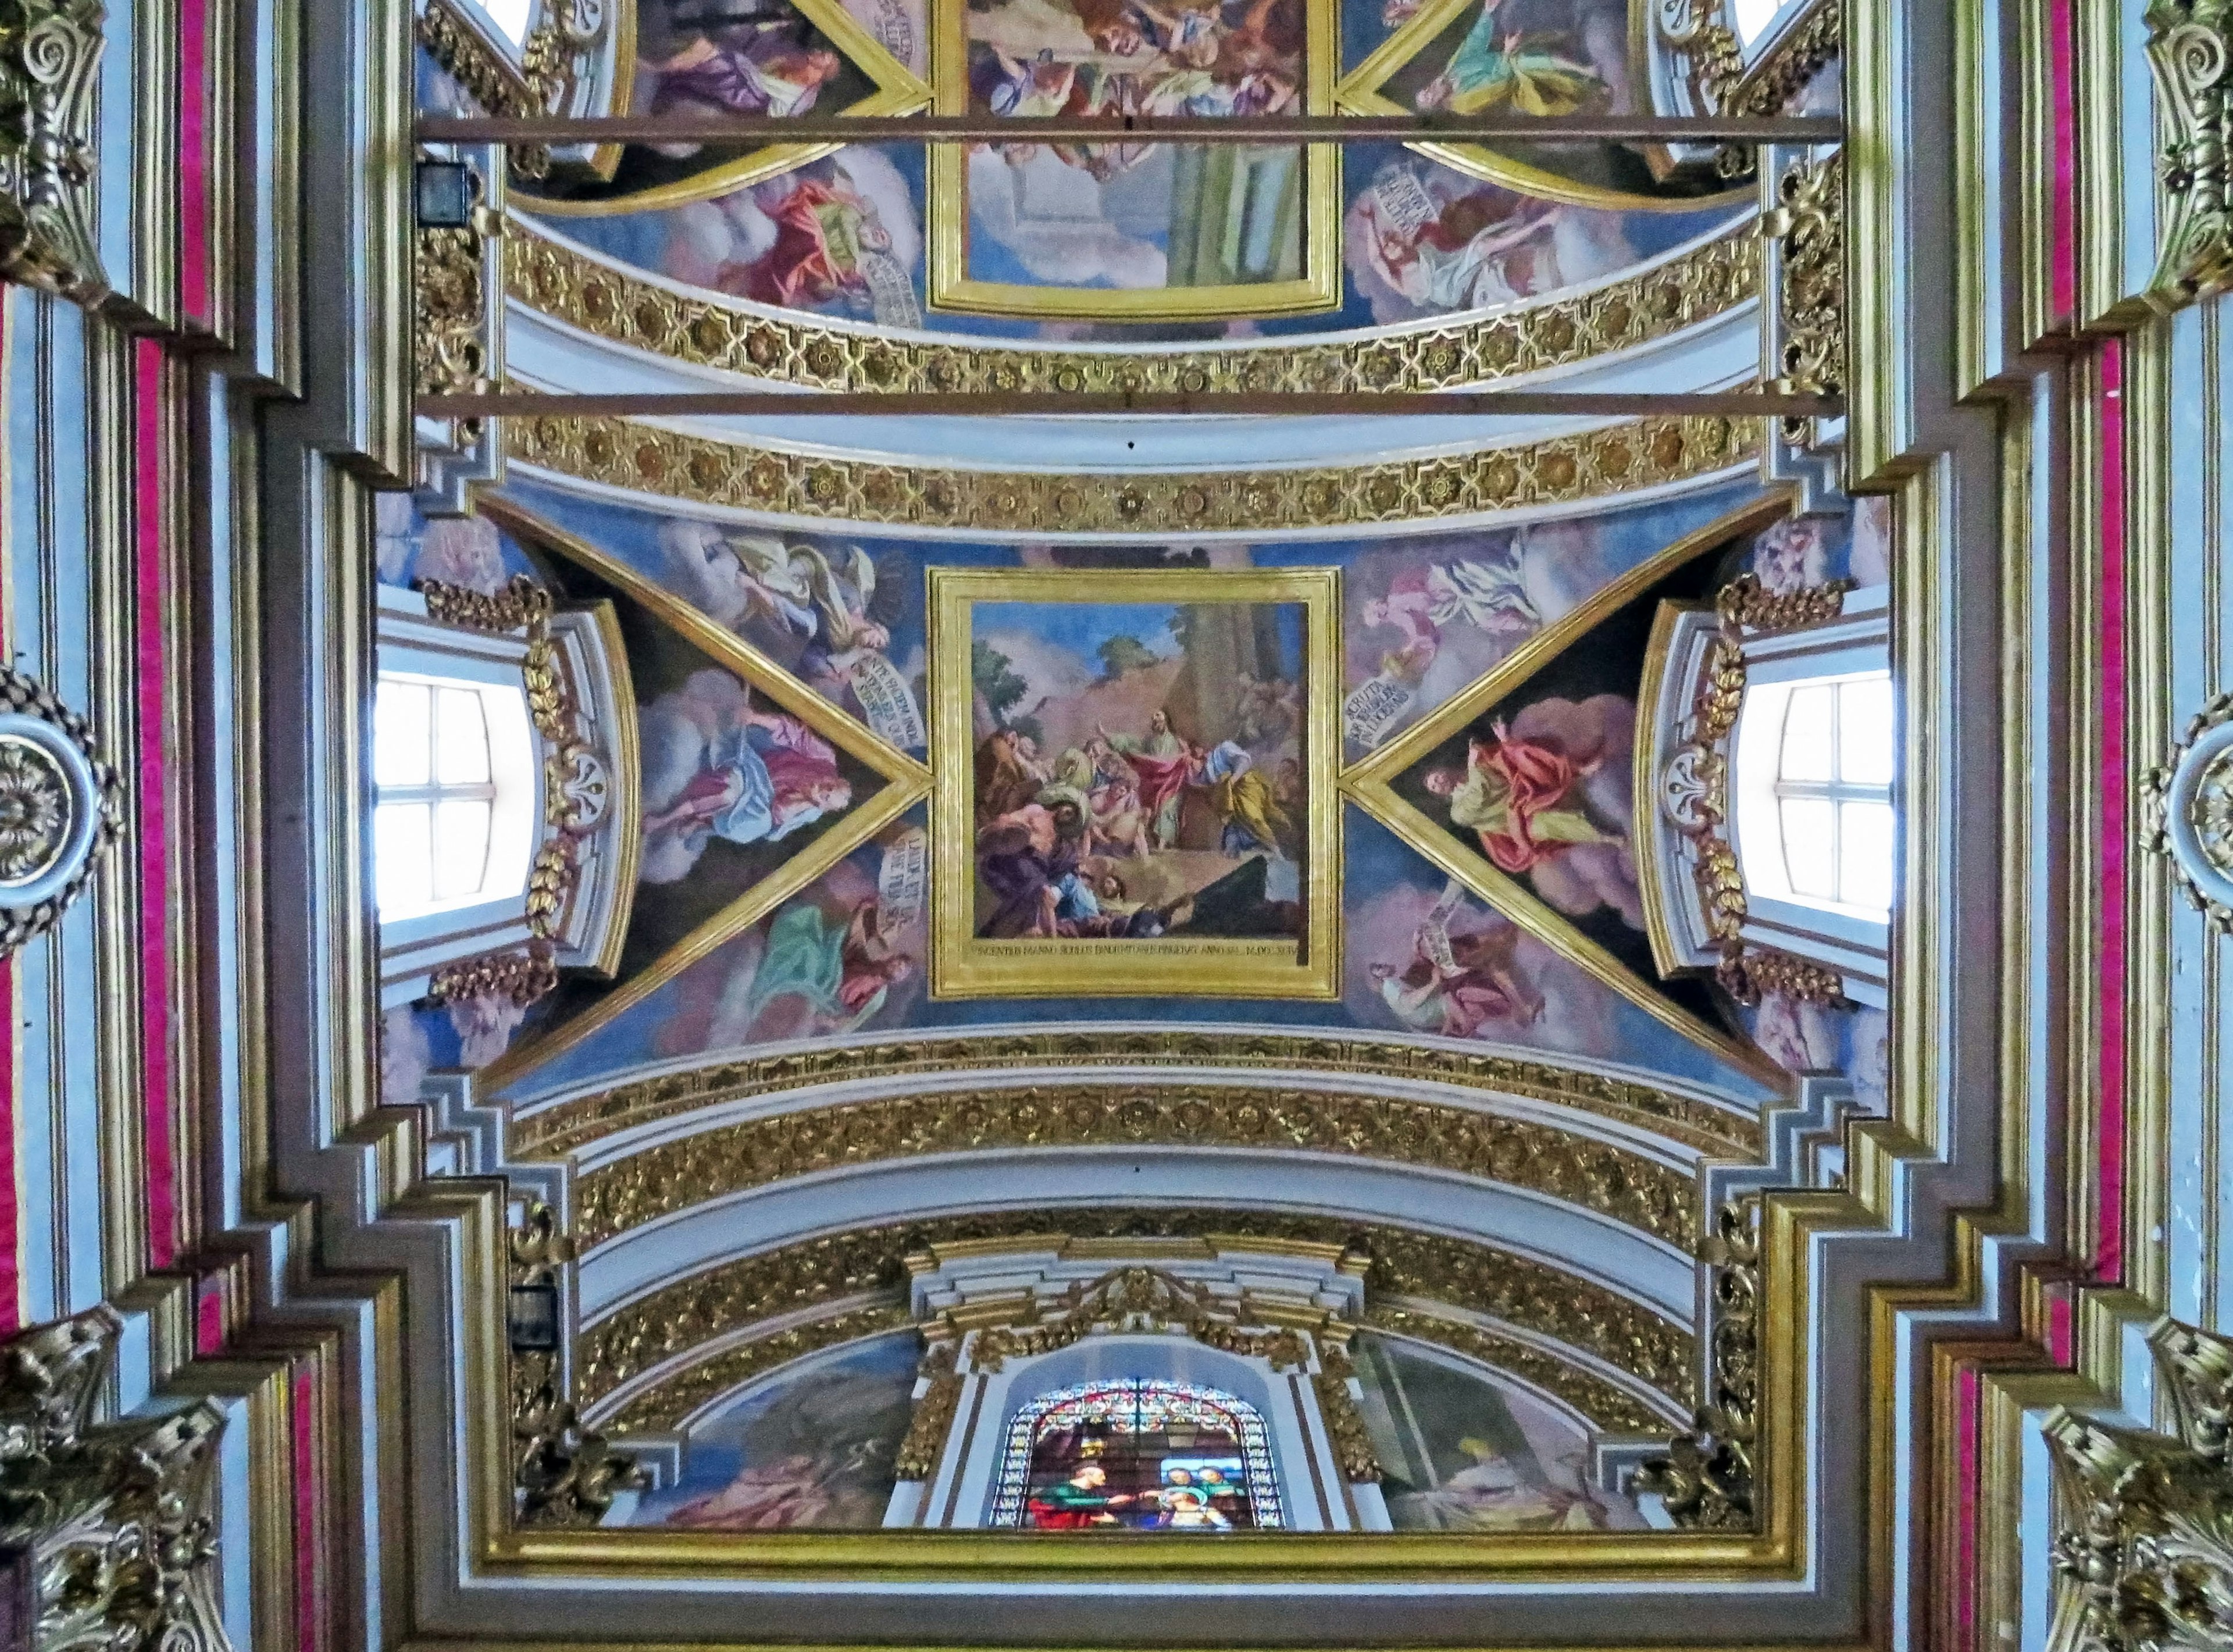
[986,1379,1283,1531]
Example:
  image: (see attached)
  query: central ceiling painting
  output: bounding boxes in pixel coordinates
[466,0,1752,331]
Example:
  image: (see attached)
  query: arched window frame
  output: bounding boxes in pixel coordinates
[374,584,550,1007]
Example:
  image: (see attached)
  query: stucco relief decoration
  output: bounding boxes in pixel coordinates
[1764,149,1845,447]
[416,0,607,179]
[2146,0,2233,302]
[509,1202,648,1527]
[2043,1319,2233,1652]
[0,0,103,298]
[2143,691,2233,932]
[1636,1196,1760,1530]
[0,1308,231,1652]
[0,666,122,957]
[416,180,497,404]
[1660,573,1855,1005]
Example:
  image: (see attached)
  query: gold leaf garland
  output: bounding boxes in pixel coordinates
[505,222,1758,397]
[508,412,1760,536]
[510,1029,1761,1161]
[568,1083,1701,1252]
[892,1340,964,1480]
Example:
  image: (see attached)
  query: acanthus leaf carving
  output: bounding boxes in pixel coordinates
[0,1307,231,1652]
[0,0,104,299]
[1637,1197,1761,1530]
[2148,0,2233,304]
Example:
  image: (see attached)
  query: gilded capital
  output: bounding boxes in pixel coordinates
[0,0,105,299]
[2147,0,2233,303]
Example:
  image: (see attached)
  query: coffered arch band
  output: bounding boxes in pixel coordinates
[572,1211,1697,1438]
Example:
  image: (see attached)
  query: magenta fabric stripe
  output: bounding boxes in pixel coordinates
[177,0,212,324]
[134,339,177,1272]
[2095,338,2127,1283]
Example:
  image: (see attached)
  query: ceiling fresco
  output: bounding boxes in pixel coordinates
[376,475,1888,1120]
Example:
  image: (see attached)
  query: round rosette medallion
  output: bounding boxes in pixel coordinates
[2166,711,2233,918]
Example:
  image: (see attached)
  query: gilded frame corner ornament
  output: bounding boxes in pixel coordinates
[0,0,106,299]
[927,564,1342,1001]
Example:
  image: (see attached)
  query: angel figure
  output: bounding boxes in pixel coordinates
[1369,919,1540,1039]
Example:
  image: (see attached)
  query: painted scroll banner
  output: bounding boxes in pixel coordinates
[1344,672,1417,750]
[879,823,931,931]
[850,649,928,750]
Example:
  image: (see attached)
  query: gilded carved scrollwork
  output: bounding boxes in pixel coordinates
[2147,0,2233,302]
[1311,1339,1386,1484]
[1656,0,1842,117]
[0,1308,231,1652]
[2044,1319,2233,1652]
[576,1212,1696,1433]
[0,0,104,298]
[513,1029,1761,1162]
[509,412,1760,537]
[1763,151,1846,448]
[965,1268,1314,1375]
[568,1083,1701,1252]
[1637,1197,1761,1530]
[508,223,1758,399]
[416,224,492,402]
[1658,576,1858,1007]
[508,1203,646,1528]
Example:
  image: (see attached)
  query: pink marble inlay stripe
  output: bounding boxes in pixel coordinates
[177,0,211,324]
[2097,337,2128,1283]
[1953,1366,1981,1651]
[0,294,17,1339]
[293,1365,322,1652]
[133,339,177,1272]
[2047,0,2077,323]
[195,1278,223,1355]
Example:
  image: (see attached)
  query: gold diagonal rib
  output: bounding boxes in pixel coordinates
[1339,488,1800,1087]
[476,493,930,785]
[471,771,926,1094]
[1344,487,1795,788]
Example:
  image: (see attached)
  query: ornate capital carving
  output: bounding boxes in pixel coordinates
[1638,1198,1761,1530]
[2147,0,2233,303]
[0,0,104,299]
[2045,1319,2233,1652]
[507,1204,645,1528]
[0,1308,230,1651]
[965,1268,1315,1375]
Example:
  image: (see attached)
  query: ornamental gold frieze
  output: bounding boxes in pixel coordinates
[506,223,1758,396]
[573,1209,1695,1418]
[509,412,1761,536]
[511,1029,1761,1162]
[568,1082,1700,1251]
[602,1303,918,1434]
[1362,1305,1676,1434]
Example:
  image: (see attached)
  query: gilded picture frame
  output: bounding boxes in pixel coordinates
[930,566,1341,998]
[925,0,1342,319]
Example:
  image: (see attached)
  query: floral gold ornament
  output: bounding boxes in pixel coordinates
[965,1269,1315,1375]
[1311,1339,1386,1483]
[0,666,122,955]
[427,939,561,1009]
[2042,1318,2233,1652]
[507,1203,648,1527]
[567,1081,1701,1251]
[511,1026,1762,1162]
[0,0,105,297]
[0,1307,230,1651]
[1762,151,1846,447]
[415,0,612,180]
[2146,0,2233,302]
[893,1341,964,1481]
[416,222,491,401]
[2142,690,2233,931]
[1637,1197,1760,1530]
[509,412,1760,537]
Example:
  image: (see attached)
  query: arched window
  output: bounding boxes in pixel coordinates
[988,1379,1283,1531]
[1727,0,1787,43]
[1733,670,1895,918]
[372,672,538,920]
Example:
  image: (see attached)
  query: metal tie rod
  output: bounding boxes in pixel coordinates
[418,389,1841,419]
[415,112,1842,144]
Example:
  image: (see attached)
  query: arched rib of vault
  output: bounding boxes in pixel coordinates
[506,1024,1763,1162]
[572,1211,1696,1436]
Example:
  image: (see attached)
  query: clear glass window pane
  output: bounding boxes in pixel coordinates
[480,0,534,44]
[1779,797,1838,897]
[1778,686,1836,782]
[1838,800,1896,912]
[434,687,491,785]
[374,802,434,913]
[430,800,493,900]
[1836,676,1895,786]
[1729,0,1781,41]
[373,680,431,788]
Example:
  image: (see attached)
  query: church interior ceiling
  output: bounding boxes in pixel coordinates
[32,0,2227,1625]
